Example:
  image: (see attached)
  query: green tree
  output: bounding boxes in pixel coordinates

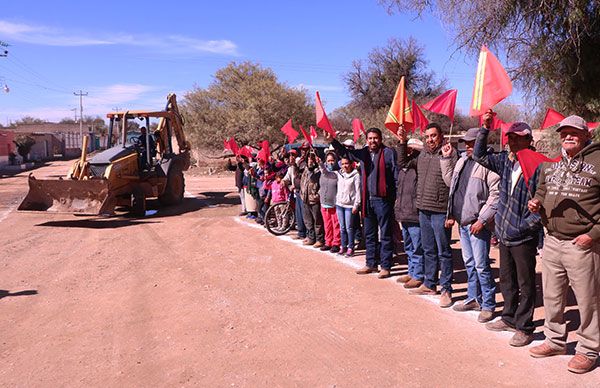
[344,37,446,111]
[379,0,600,121]
[15,116,46,125]
[13,134,36,161]
[182,61,314,150]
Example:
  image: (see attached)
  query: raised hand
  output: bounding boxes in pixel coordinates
[482,109,495,129]
[441,143,453,157]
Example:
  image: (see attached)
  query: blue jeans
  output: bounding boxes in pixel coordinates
[364,198,394,270]
[401,221,424,281]
[336,206,355,250]
[419,210,453,292]
[459,225,496,310]
[294,192,306,238]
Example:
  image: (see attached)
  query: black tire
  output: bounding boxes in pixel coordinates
[159,164,185,206]
[131,188,146,217]
[265,202,295,236]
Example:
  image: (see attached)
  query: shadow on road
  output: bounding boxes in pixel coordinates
[0,289,38,300]
[33,191,239,228]
[36,219,160,229]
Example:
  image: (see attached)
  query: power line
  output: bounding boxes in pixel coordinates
[74,90,88,140]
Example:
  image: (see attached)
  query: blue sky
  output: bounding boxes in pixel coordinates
[0,0,519,125]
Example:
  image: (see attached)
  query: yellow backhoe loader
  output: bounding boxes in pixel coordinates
[18,93,191,216]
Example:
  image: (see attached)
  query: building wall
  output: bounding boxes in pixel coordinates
[0,130,16,165]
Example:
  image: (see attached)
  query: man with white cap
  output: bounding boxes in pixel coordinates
[528,115,600,374]
[473,110,542,347]
[443,127,499,323]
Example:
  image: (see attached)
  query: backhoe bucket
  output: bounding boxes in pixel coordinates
[18,175,114,215]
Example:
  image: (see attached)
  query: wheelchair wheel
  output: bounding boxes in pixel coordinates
[265,202,295,236]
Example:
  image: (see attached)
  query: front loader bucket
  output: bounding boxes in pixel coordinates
[18,175,115,215]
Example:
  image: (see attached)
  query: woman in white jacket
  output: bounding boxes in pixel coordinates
[336,157,361,257]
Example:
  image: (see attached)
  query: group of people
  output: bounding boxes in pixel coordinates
[233,110,599,374]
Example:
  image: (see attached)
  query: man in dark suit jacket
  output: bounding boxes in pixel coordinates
[325,128,398,278]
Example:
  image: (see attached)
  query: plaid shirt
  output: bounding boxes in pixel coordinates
[473,128,542,247]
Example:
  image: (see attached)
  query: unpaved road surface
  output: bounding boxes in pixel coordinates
[0,161,597,387]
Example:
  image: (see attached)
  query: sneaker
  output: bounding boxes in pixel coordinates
[303,239,315,246]
[356,266,379,275]
[509,331,534,347]
[409,284,437,295]
[567,353,597,374]
[485,319,516,332]
[452,300,480,312]
[330,246,340,254]
[313,241,324,248]
[345,249,354,257]
[337,247,346,255]
[477,310,494,323]
[378,269,391,279]
[396,275,412,284]
[529,342,566,358]
[402,279,421,289]
[247,214,256,220]
[439,291,453,308]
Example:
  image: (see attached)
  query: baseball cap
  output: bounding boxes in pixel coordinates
[506,122,532,137]
[407,138,423,151]
[459,127,479,142]
[556,115,588,133]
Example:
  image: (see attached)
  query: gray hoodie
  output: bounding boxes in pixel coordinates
[336,169,361,209]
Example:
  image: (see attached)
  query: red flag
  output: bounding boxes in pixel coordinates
[588,122,599,130]
[315,91,336,137]
[224,137,239,155]
[385,76,414,134]
[352,118,364,143]
[257,140,270,162]
[470,45,513,117]
[422,89,457,122]
[238,145,253,160]
[299,124,312,146]
[541,108,565,130]
[280,118,299,143]
[309,125,318,141]
[516,149,561,188]
[499,120,511,147]
[412,101,429,134]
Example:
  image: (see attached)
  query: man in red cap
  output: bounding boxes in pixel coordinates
[473,111,542,347]
[528,115,600,374]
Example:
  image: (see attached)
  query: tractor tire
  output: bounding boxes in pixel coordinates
[159,164,185,206]
[131,188,146,217]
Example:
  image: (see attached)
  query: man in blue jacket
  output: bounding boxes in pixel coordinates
[326,128,398,278]
[473,110,542,347]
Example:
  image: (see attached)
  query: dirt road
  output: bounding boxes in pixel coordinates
[0,161,597,386]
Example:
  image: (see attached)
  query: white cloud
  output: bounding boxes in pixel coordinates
[0,20,238,55]
[2,83,173,123]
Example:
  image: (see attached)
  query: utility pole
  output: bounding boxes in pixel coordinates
[73,90,88,146]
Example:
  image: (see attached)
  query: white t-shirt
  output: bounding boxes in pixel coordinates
[510,161,522,196]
